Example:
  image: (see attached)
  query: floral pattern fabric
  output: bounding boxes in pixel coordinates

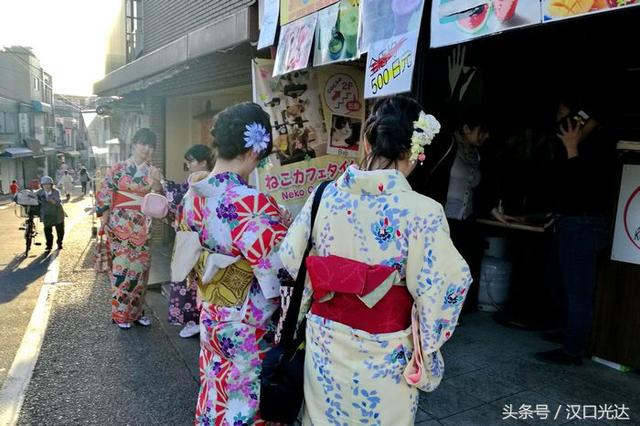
[280,165,472,425]
[163,179,200,326]
[178,171,289,426]
[96,160,157,324]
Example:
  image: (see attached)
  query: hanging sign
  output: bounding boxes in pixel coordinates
[280,0,339,25]
[257,155,355,216]
[543,0,640,21]
[364,30,419,99]
[314,0,360,66]
[273,13,318,77]
[258,0,281,50]
[252,59,328,166]
[611,164,640,265]
[317,65,365,157]
[358,0,425,53]
[430,0,543,48]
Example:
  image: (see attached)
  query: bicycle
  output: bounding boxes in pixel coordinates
[15,190,41,256]
[20,207,40,256]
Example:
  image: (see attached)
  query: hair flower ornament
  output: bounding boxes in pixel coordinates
[411,111,441,164]
[244,122,271,154]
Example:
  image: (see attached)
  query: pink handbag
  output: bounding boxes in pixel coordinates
[141,193,169,219]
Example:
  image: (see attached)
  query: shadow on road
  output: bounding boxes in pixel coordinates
[0,251,52,305]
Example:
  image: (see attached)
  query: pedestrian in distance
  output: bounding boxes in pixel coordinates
[178,103,292,425]
[280,95,471,424]
[58,170,74,202]
[163,144,215,339]
[36,176,65,251]
[96,128,164,330]
[10,179,19,195]
[79,167,90,196]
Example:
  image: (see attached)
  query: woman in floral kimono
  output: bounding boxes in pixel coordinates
[178,103,291,425]
[96,128,163,330]
[163,144,214,338]
[280,95,472,425]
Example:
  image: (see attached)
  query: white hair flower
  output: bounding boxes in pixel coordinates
[410,111,440,163]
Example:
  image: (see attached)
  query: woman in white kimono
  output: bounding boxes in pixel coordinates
[280,95,472,425]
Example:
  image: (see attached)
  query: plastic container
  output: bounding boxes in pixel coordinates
[478,255,512,312]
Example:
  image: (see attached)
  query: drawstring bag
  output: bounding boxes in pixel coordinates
[260,181,330,424]
[141,193,169,219]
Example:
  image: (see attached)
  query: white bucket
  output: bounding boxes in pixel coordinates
[478,256,512,312]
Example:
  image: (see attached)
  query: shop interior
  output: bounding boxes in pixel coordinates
[412,6,640,370]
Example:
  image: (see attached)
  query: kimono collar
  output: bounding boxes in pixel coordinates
[336,165,412,196]
[188,171,249,198]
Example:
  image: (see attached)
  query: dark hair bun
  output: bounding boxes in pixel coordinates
[211,102,273,160]
[184,144,215,170]
[364,95,422,163]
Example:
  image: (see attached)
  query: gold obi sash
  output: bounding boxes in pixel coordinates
[193,252,254,307]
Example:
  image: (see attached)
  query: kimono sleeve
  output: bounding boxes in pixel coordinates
[231,192,289,299]
[95,165,116,216]
[406,205,472,392]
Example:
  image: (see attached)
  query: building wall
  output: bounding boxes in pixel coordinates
[164,97,190,182]
[105,1,127,74]
[0,52,31,102]
[142,0,255,54]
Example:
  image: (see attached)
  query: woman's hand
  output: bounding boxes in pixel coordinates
[557,121,582,159]
[150,167,164,192]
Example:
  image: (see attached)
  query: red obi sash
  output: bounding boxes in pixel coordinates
[306,255,413,334]
[113,191,144,210]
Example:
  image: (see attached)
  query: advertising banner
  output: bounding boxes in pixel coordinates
[281,0,339,25]
[430,0,543,48]
[542,0,639,21]
[252,59,328,166]
[273,13,318,77]
[358,0,425,53]
[317,65,366,157]
[257,155,355,216]
[314,0,361,67]
[364,31,420,99]
[611,164,640,265]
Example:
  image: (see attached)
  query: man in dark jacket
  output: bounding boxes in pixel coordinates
[37,176,65,251]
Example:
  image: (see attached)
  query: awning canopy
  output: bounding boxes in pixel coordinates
[93,7,256,95]
[32,101,53,113]
[43,147,57,156]
[0,147,33,158]
[24,138,45,157]
[105,138,120,145]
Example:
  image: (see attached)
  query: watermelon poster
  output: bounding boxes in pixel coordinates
[542,0,640,22]
[430,0,543,48]
[611,164,640,266]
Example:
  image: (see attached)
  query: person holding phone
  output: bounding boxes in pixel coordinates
[535,95,614,365]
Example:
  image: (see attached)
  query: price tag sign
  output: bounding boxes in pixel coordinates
[364,31,419,99]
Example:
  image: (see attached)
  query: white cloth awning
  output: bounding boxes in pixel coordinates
[0,147,33,158]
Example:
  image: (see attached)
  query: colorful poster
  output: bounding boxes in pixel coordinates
[542,0,639,21]
[318,65,365,157]
[252,59,328,167]
[314,0,360,66]
[358,0,425,53]
[258,0,281,50]
[430,0,543,48]
[281,0,340,24]
[364,31,419,99]
[257,154,356,216]
[611,164,640,265]
[273,13,318,77]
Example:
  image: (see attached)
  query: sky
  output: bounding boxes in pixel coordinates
[0,0,122,96]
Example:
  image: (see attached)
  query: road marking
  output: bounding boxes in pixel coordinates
[0,209,87,426]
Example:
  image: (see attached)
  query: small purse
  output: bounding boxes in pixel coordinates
[141,193,169,219]
[260,181,330,424]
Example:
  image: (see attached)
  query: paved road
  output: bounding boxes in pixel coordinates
[0,190,93,388]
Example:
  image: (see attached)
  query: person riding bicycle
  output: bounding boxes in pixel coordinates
[37,176,65,251]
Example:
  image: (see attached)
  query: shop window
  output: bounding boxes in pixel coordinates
[125,0,143,62]
[0,112,5,133]
[33,77,40,91]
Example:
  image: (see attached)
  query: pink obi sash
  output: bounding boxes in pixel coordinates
[306,255,413,334]
[113,191,144,210]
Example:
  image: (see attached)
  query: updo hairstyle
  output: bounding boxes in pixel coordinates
[210,102,273,160]
[132,128,157,148]
[363,95,422,170]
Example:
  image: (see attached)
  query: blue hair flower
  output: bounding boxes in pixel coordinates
[243,122,271,154]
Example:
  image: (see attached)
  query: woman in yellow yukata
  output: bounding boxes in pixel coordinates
[280,95,472,425]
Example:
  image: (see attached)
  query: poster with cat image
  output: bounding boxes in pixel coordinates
[328,115,362,157]
[430,0,542,48]
[542,0,639,21]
